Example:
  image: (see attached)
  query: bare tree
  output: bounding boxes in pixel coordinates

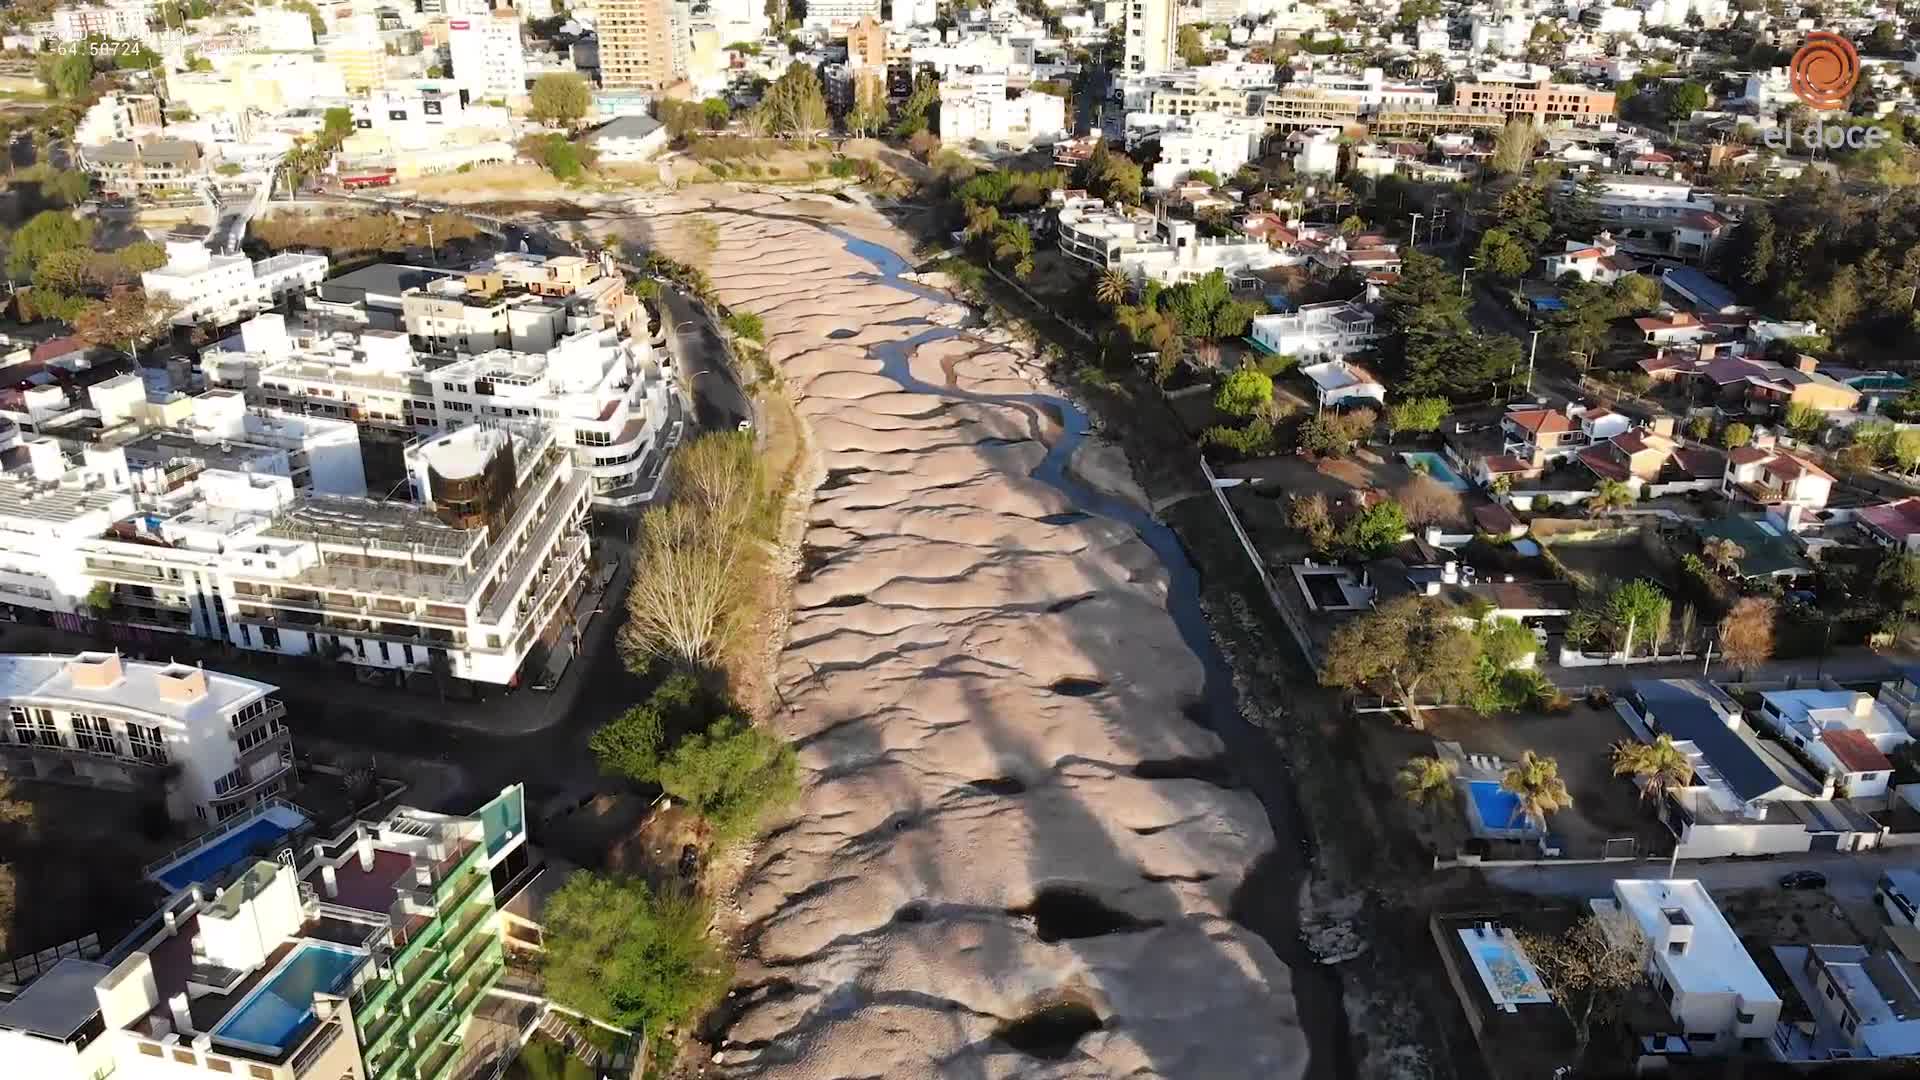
[1396,475,1464,527]
[619,502,751,670]
[1521,912,1648,1066]
[1718,596,1777,677]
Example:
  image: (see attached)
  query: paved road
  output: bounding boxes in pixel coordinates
[657,284,750,432]
[1487,846,1897,905]
[1560,647,1903,692]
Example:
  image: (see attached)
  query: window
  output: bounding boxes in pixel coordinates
[1845,1015,1858,1035]
[73,715,116,755]
[236,722,276,753]
[214,767,244,796]
[127,723,167,764]
[1736,1010,1754,1025]
[260,626,281,649]
[17,708,61,748]
[1827,982,1838,1000]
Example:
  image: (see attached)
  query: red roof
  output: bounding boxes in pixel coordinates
[1506,408,1573,434]
[1820,728,1892,774]
[1857,497,1920,540]
[1727,446,1770,465]
[1481,453,1534,474]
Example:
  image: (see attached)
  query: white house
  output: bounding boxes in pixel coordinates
[0,652,292,825]
[1722,447,1834,516]
[1754,690,1910,799]
[1290,127,1340,177]
[1299,359,1385,410]
[1249,299,1380,364]
[1772,939,1920,1061]
[938,70,1068,146]
[1542,233,1640,284]
[1606,879,1783,1054]
[1147,111,1264,190]
[585,115,669,162]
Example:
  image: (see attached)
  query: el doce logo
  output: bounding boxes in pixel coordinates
[1767,31,1887,150]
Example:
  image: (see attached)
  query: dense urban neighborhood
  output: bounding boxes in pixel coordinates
[7,0,1920,1077]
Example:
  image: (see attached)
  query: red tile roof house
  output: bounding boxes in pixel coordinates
[1634,312,1710,345]
[1722,447,1834,525]
[1499,403,1626,468]
[1578,425,1726,494]
[1819,729,1895,798]
[1856,497,1920,554]
[1541,233,1640,285]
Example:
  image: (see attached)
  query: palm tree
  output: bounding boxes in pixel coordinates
[1500,750,1573,831]
[1397,755,1458,816]
[962,203,999,246]
[1589,479,1634,517]
[1703,537,1745,575]
[1094,267,1131,307]
[1325,183,1356,224]
[991,222,1033,273]
[1611,735,1694,806]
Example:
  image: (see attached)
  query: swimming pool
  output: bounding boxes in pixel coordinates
[1401,451,1470,492]
[151,806,308,892]
[1456,927,1552,1007]
[1466,780,1536,835]
[213,942,366,1051]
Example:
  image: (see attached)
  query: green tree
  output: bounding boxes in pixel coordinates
[1094,267,1131,306]
[1721,422,1753,449]
[8,211,93,282]
[1320,594,1481,727]
[1385,395,1449,438]
[1570,578,1671,655]
[990,220,1035,278]
[40,53,93,99]
[1665,80,1708,121]
[1500,750,1572,830]
[539,872,729,1032]
[73,289,177,356]
[1893,429,1920,473]
[1338,498,1407,557]
[1588,478,1634,516]
[39,169,89,207]
[529,72,591,127]
[1175,24,1210,66]
[1611,734,1694,804]
[1490,116,1539,174]
[1071,140,1143,207]
[1474,227,1532,279]
[846,75,888,138]
[1161,270,1262,340]
[656,717,799,843]
[702,97,731,128]
[1397,755,1457,817]
[589,674,707,781]
[756,62,829,135]
[724,310,764,342]
[1289,492,1334,552]
[1214,367,1273,418]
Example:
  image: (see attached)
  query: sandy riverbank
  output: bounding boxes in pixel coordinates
[610,189,1311,1078]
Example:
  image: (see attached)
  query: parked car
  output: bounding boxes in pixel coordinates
[1780,870,1827,890]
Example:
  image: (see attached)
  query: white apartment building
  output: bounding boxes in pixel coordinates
[50,0,153,42]
[1148,111,1263,189]
[937,71,1068,146]
[1054,193,1286,286]
[1123,0,1173,74]
[1250,301,1382,364]
[1606,879,1783,1054]
[448,10,530,102]
[141,241,329,329]
[0,652,292,825]
[803,0,881,31]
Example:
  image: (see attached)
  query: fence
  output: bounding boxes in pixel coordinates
[0,933,101,990]
[1197,458,1316,664]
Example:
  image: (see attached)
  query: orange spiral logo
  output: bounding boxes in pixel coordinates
[1789,32,1860,110]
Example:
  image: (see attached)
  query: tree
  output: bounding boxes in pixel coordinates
[1685,414,1712,441]
[40,53,92,99]
[1522,913,1648,1065]
[907,129,940,160]
[1569,578,1670,656]
[590,674,708,781]
[1588,479,1633,517]
[1175,24,1210,66]
[702,97,731,128]
[1397,475,1462,527]
[654,716,799,842]
[757,62,829,135]
[1720,422,1753,449]
[539,872,729,1032]
[110,239,166,278]
[1718,596,1776,676]
[1397,755,1457,817]
[74,289,177,356]
[1893,430,1920,474]
[990,220,1035,279]
[39,168,89,207]
[1290,492,1334,552]
[1474,227,1532,279]
[1321,594,1480,727]
[620,502,749,669]
[1298,409,1374,458]
[1665,80,1708,121]
[529,73,591,128]
[1702,537,1745,576]
[1611,734,1694,805]
[1160,270,1262,340]
[1071,141,1143,207]
[1783,400,1824,441]
[846,74,888,138]
[1500,750,1572,831]
[1385,395,1449,439]
[1214,367,1273,419]
[1094,267,1131,307]
[7,210,92,281]
[1490,116,1539,175]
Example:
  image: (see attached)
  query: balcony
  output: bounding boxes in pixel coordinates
[438,863,490,917]
[401,982,452,1045]
[415,1038,461,1080]
[398,949,450,1007]
[288,1019,345,1078]
[446,932,499,990]
[350,975,395,1029]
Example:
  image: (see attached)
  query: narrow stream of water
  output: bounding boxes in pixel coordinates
[823,227,1354,1080]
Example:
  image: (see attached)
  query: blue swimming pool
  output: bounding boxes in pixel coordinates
[214,942,365,1051]
[1467,780,1534,832]
[152,810,305,892]
[1402,451,1470,492]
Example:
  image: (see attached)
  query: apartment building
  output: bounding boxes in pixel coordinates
[74,92,163,146]
[326,14,388,92]
[79,138,204,197]
[599,0,676,90]
[1123,0,1174,74]
[802,0,881,31]
[448,10,529,102]
[141,240,329,329]
[1453,77,1617,125]
[938,71,1068,146]
[0,786,529,1080]
[1148,111,1263,189]
[49,0,153,42]
[0,652,292,825]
